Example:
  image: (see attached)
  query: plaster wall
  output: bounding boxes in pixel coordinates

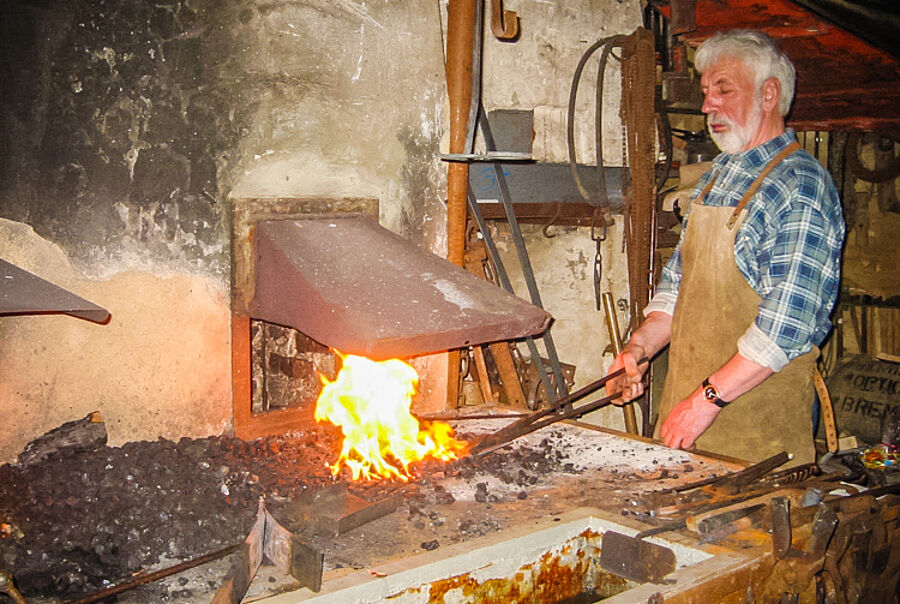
[478,0,643,167]
[495,219,635,431]
[477,1,643,430]
[0,219,232,462]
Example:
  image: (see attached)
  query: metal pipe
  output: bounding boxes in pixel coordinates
[445,0,477,267]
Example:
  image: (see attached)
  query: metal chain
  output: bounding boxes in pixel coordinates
[591,208,607,311]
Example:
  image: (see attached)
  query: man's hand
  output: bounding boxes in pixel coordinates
[659,388,722,450]
[604,311,673,405]
[606,347,648,404]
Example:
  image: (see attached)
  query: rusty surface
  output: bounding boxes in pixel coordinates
[0,258,109,323]
[651,0,900,132]
[250,217,552,360]
[421,528,631,603]
[620,28,657,332]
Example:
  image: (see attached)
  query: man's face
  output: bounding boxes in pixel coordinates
[701,56,762,154]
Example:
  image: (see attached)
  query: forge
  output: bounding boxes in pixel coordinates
[1,407,749,603]
[234,419,739,604]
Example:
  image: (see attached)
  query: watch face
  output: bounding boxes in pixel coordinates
[703,385,718,401]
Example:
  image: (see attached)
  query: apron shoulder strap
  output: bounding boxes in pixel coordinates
[726,141,802,230]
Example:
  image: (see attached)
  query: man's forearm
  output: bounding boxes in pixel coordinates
[660,350,776,450]
[706,352,774,403]
[623,311,673,360]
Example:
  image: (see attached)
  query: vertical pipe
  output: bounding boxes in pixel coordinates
[445,0,476,408]
[445,0,476,267]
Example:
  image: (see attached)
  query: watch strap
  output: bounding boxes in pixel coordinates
[702,377,730,408]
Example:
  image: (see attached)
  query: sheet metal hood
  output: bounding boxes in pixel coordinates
[0,258,110,323]
[251,217,552,360]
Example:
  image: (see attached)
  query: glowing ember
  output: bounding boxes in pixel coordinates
[315,352,468,482]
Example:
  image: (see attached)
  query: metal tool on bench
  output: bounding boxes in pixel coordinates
[468,357,650,457]
[600,498,769,583]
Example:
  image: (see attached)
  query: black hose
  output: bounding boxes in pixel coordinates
[566,35,627,205]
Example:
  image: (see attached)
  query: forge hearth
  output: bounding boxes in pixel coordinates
[0,413,740,603]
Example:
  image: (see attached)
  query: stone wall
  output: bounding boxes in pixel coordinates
[0,0,643,461]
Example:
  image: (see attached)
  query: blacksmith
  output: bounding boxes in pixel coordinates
[607,30,845,465]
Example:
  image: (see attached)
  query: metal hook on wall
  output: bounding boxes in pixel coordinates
[490,0,519,40]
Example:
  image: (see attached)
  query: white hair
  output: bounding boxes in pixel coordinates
[695,30,796,116]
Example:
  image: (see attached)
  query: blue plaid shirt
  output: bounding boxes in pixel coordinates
[646,129,845,371]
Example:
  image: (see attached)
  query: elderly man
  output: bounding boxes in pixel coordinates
[608,30,844,465]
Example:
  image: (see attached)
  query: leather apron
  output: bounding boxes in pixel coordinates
[654,143,817,466]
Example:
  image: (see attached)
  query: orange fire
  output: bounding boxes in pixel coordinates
[314,352,468,482]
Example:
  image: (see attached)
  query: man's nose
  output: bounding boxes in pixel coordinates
[701,93,717,115]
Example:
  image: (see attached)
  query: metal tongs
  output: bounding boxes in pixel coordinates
[469,357,649,457]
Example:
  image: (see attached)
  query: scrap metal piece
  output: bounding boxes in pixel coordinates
[251,218,552,360]
[268,483,400,537]
[695,504,767,544]
[600,530,676,584]
[0,259,109,323]
[770,496,793,560]
[805,504,839,560]
[264,512,324,593]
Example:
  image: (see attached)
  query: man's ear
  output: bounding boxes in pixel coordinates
[761,77,780,113]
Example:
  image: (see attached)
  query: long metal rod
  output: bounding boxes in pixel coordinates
[459,4,554,404]
[467,188,555,404]
[65,544,240,604]
[470,357,648,456]
[463,0,483,155]
[477,111,569,401]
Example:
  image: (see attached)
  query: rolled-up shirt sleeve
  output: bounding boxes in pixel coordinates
[644,290,678,316]
[738,323,790,371]
[644,205,694,318]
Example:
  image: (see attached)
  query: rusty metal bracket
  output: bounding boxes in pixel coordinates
[490,0,518,40]
[211,486,400,601]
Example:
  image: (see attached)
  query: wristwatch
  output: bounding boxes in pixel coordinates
[701,377,730,408]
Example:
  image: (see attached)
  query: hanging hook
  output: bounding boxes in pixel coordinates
[490,0,519,40]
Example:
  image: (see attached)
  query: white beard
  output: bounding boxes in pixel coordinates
[707,103,762,154]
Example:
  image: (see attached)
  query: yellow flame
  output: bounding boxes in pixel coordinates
[314,353,467,482]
